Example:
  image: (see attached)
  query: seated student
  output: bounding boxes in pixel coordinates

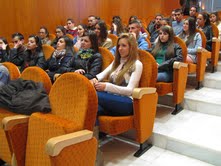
[178,17,202,63]
[67,31,102,80]
[210,12,221,40]
[0,64,9,87]
[197,12,213,51]
[73,24,88,49]
[148,14,163,44]
[20,35,46,72]
[128,15,147,35]
[9,32,27,66]
[65,18,78,37]
[172,8,184,35]
[152,25,182,82]
[110,18,126,36]
[90,33,143,116]
[88,15,97,30]
[110,20,149,55]
[51,25,66,48]
[189,5,198,21]
[0,37,10,62]
[46,35,74,82]
[94,20,113,49]
[38,26,51,45]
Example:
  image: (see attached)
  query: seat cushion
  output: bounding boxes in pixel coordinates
[155,82,173,96]
[99,116,134,135]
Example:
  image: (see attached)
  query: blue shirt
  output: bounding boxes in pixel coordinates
[172,21,184,35]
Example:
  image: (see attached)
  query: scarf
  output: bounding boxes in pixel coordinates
[53,49,66,59]
[78,49,94,59]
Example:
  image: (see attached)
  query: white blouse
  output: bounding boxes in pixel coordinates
[96,59,143,96]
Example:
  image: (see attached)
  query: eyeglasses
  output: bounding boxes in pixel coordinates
[39,31,45,34]
[175,14,181,16]
[12,40,18,43]
[56,31,62,33]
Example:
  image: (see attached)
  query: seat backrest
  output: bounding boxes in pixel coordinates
[21,66,52,94]
[42,44,55,60]
[99,47,114,71]
[73,45,79,52]
[49,73,97,131]
[2,62,21,80]
[174,36,187,63]
[211,23,219,38]
[66,34,74,40]
[145,37,152,49]
[138,49,157,87]
[48,34,56,41]
[196,29,207,48]
[108,34,118,46]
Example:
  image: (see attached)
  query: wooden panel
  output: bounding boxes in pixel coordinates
[0,0,180,41]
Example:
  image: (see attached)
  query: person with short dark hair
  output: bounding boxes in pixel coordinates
[189,5,197,20]
[88,15,97,30]
[65,18,77,37]
[148,14,163,43]
[9,32,27,66]
[38,26,51,45]
[172,8,184,35]
[20,35,46,72]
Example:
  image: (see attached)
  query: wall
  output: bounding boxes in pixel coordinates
[0,0,180,41]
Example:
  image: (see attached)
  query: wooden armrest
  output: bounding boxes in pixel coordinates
[45,130,93,157]
[2,115,29,131]
[132,87,156,99]
[212,37,219,42]
[173,62,188,69]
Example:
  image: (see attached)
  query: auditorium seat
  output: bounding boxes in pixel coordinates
[3,62,21,80]
[0,67,52,164]
[2,73,97,166]
[155,36,188,114]
[99,47,114,71]
[107,34,118,46]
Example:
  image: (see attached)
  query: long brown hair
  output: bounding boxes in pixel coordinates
[152,25,175,59]
[109,33,138,85]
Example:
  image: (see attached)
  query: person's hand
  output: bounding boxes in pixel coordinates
[112,23,117,31]
[14,40,22,49]
[0,42,7,50]
[75,69,85,74]
[94,82,106,91]
[53,73,61,81]
[90,78,98,85]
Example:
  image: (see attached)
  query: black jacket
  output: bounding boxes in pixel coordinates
[9,46,26,66]
[158,43,183,72]
[67,52,102,79]
[20,50,46,72]
[45,51,73,81]
[202,25,213,51]
[0,50,9,62]
[0,79,51,115]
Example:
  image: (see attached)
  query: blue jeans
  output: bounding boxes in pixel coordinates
[97,92,133,116]
[157,71,173,82]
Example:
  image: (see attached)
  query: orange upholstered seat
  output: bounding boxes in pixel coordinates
[3,73,98,166]
[48,34,56,41]
[42,44,55,60]
[108,34,118,46]
[99,47,114,71]
[2,62,21,80]
[0,67,51,164]
[99,50,158,157]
